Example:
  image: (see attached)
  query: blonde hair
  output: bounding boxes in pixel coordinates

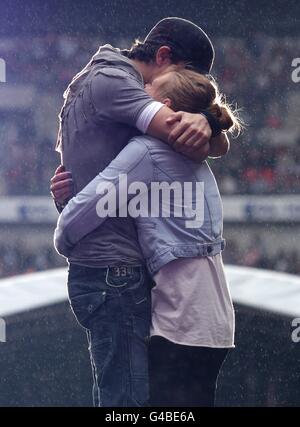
[158,69,242,135]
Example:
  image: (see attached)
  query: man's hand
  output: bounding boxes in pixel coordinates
[148,106,211,162]
[166,111,212,157]
[50,165,73,205]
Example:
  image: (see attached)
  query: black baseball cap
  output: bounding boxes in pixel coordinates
[144,17,215,74]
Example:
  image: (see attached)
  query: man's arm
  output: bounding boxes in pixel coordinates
[91,69,216,162]
[145,107,229,161]
[50,70,229,205]
[146,107,212,161]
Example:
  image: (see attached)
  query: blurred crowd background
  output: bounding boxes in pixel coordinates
[1,1,300,410]
[1,34,299,196]
[0,0,299,279]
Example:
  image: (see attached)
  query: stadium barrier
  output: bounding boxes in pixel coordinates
[0,266,300,406]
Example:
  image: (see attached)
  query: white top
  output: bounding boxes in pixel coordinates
[151,254,235,348]
[136,101,164,133]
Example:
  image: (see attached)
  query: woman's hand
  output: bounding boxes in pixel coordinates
[50,165,73,206]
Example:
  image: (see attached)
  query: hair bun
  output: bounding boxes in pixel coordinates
[207,103,234,132]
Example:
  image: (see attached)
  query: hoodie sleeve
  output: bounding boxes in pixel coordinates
[90,67,163,131]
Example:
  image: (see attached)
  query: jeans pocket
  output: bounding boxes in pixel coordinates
[70,291,106,329]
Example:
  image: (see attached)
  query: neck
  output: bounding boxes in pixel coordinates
[130,59,154,84]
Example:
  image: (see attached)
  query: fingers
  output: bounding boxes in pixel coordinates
[165,111,183,125]
[174,132,202,153]
[173,126,210,152]
[169,111,213,149]
[173,126,201,151]
[50,178,73,192]
[54,165,65,175]
[50,171,72,185]
[50,171,73,204]
[183,141,210,162]
[168,121,190,145]
[52,189,72,204]
[173,127,212,153]
[50,165,73,204]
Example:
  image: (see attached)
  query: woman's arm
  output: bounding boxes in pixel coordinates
[54,139,152,257]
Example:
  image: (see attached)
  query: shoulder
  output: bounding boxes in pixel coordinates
[91,65,142,97]
[127,135,166,151]
[123,137,152,156]
[105,137,153,173]
[93,66,132,80]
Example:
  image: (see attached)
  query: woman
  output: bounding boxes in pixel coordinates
[55,68,241,406]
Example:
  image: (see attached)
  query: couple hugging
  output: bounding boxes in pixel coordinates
[51,17,241,407]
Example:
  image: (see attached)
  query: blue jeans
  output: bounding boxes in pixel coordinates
[67,264,152,407]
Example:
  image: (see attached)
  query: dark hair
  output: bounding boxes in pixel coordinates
[125,39,187,65]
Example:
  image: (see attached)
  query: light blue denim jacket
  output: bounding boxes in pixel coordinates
[54,136,225,276]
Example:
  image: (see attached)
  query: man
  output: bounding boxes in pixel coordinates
[51,17,229,407]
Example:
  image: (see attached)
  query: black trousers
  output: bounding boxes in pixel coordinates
[149,336,229,407]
